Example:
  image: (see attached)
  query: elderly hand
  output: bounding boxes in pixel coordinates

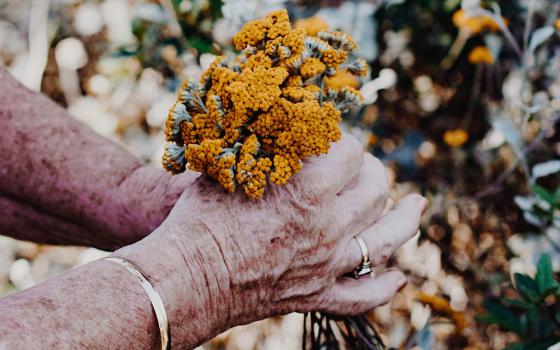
[115,134,426,348]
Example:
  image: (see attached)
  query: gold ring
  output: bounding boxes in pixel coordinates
[353,236,373,279]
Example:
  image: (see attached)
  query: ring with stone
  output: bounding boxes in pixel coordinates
[353,236,373,279]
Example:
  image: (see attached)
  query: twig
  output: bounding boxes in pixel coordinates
[520,0,536,132]
[462,63,483,129]
[477,8,523,59]
[473,128,547,199]
[195,94,208,113]
[522,0,536,53]
[22,0,51,91]
[319,75,325,106]
[442,29,470,70]
[160,0,183,37]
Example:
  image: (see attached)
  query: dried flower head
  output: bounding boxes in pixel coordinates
[162,9,367,199]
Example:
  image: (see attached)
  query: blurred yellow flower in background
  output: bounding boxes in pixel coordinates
[468,46,494,64]
[417,293,467,334]
[555,19,560,31]
[367,133,378,147]
[452,9,503,36]
[443,129,469,147]
[294,16,329,36]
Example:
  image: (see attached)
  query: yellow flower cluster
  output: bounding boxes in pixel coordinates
[162,10,367,198]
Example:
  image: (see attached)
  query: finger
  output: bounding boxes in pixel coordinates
[294,133,364,197]
[317,270,407,315]
[334,153,389,235]
[340,194,427,274]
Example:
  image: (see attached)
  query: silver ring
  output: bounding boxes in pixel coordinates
[353,236,373,279]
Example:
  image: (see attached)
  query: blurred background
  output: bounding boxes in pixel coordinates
[1,0,560,349]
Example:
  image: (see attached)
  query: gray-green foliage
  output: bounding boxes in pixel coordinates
[478,255,560,350]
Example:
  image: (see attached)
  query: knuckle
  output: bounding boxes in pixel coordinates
[342,133,363,155]
[364,154,389,198]
[339,135,364,167]
[281,175,324,207]
[365,152,386,175]
[372,241,393,265]
[380,252,391,264]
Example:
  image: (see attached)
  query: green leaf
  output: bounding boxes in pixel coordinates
[515,273,540,303]
[478,300,524,335]
[187,36,214,54]
[503,298,535,309]
[554,187,560,202]
[536,254,557,295]
[532,184,556,206]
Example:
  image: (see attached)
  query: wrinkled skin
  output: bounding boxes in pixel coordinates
[174,136,391,321]
[0,67,197,250]
[0,65,426,349]
[116,134,427,348]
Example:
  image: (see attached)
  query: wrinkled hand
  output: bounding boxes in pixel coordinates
[167,134,425,320]
[116,134,426,347]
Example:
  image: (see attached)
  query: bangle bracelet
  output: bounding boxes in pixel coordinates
[104,257,171,350]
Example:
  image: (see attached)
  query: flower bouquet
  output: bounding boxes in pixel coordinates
[162,9,383,349]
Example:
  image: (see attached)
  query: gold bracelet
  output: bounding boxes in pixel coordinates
[103,257,171,350]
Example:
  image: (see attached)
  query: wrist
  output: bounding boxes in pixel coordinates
[113,221,233,349]
[109,165,197,247]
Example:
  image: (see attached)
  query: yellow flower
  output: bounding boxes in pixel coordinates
[233,10,291,50]
[325,70,360,89]
[162,9,363,198]
[418,293,467,334]
[294,16,329,36]
[468,46,494,64]
[321,48,348,68]
[299,57,326,79]
[443,129,469,147]
[452,9,504,35]
[555,19,560,31]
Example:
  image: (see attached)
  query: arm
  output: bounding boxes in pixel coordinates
[0,226,221,349]
[0,134,426,349]
[0,67,197,250]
